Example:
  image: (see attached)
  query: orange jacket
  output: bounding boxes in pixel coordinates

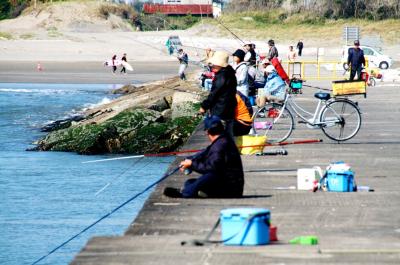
[235,94,252,124]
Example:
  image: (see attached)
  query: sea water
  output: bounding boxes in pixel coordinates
[0,83,174,265]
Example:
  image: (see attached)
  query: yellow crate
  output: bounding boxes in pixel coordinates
[332,80,366,97]
[235,135,267,155]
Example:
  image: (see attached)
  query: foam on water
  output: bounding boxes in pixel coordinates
[0,83,174,265]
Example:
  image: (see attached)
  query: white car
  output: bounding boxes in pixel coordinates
[342,45,393,70]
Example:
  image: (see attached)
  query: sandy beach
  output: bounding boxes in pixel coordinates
[0,60,182,84]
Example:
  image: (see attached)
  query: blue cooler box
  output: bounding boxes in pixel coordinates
[327,170,355,192]
[220,208,270,245]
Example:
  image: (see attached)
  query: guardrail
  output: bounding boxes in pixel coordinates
[281,59,370,81]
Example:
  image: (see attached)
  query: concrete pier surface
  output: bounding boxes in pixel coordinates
[72,81,400,265]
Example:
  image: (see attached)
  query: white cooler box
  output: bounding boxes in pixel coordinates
[297,167,322,190]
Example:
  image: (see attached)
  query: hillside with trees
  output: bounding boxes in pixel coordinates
[226,0,400,20]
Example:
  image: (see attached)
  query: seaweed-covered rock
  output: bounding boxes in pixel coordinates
[34,107,201,155]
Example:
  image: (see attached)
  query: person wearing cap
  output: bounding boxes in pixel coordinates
[267,39,279,61]
[256,64,286,107]
[177,48,189,80]
[163,116,244,198]
[347,40,366,81]
[199,51,237,138]
[232,49,249,96]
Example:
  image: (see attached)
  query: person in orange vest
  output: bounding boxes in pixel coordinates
[234,92,253,136]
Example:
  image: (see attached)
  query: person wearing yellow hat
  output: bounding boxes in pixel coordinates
[199,51,237,138]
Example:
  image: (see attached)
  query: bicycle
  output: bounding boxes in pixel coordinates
[252,88,362,143]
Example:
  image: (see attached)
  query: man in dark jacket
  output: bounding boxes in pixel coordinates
[347,40,366,81]
[296,40,303,56]
[199,51,237,138]
[267,39,279,61]
[163,116,244,198]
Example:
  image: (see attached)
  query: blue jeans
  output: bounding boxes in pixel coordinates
[204,79,213,91]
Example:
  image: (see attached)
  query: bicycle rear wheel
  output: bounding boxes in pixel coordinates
[252,103,294,143]
[320,99,361,141]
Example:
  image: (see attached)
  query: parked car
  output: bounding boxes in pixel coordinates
[342,45,393,70]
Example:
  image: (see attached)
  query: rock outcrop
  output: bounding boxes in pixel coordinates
[32,75,206,155]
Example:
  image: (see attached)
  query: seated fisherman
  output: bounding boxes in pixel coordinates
[256,65,286,107]
[163,116,244,198]
[234,92,253,136]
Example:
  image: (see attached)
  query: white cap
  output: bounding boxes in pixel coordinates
[265,65,275,73]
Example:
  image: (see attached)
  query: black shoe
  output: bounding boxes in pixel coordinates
[163,187,183,198]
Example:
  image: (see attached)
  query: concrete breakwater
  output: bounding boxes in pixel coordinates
[71,82,400,265]
[31,76,205,155]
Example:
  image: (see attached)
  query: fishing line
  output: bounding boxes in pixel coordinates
[93,156,147,196]
[29,165,181,265]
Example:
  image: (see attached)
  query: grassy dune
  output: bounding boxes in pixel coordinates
[204,11,400,45]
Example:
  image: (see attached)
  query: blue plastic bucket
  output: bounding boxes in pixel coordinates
[220,208,270,245]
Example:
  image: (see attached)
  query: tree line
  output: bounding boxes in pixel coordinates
[226,0,400,20]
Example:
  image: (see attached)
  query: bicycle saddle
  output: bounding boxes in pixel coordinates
[314,92,331,101]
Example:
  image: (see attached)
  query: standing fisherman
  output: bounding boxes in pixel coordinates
[177,48,188,80]
[199,51,237,138]
[347,40,366,81]
[267,39,279,61]
[232,49,249,97]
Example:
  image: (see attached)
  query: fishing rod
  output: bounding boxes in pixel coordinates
[29,165,181,265]
[215,18,245,45]
[82,139,323,164]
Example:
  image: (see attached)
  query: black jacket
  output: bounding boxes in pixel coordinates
[201,65,237,120]
[347,48,365,68]
[191,134,244,197]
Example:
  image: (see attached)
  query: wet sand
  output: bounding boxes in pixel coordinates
[0,61,192,84]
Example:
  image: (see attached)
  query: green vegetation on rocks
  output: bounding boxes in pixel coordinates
[35,107,202,155]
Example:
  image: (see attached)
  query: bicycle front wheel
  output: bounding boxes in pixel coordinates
[252,103,294,143]
[320,99,361,141]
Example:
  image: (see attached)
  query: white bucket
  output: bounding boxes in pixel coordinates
[297,167,322,190]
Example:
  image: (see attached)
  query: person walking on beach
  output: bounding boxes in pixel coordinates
[111,55,117,74]
[199,51,237,138]
[163,116,244,198]
[120,53,127,74]
[177,49,188,80]
[347,40,365,81]
[297,40,304,56]
[267,39,279,61]
[232,49,249,96]
[287,46,296,62]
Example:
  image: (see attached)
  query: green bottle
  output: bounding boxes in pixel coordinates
[289,236,318,245]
